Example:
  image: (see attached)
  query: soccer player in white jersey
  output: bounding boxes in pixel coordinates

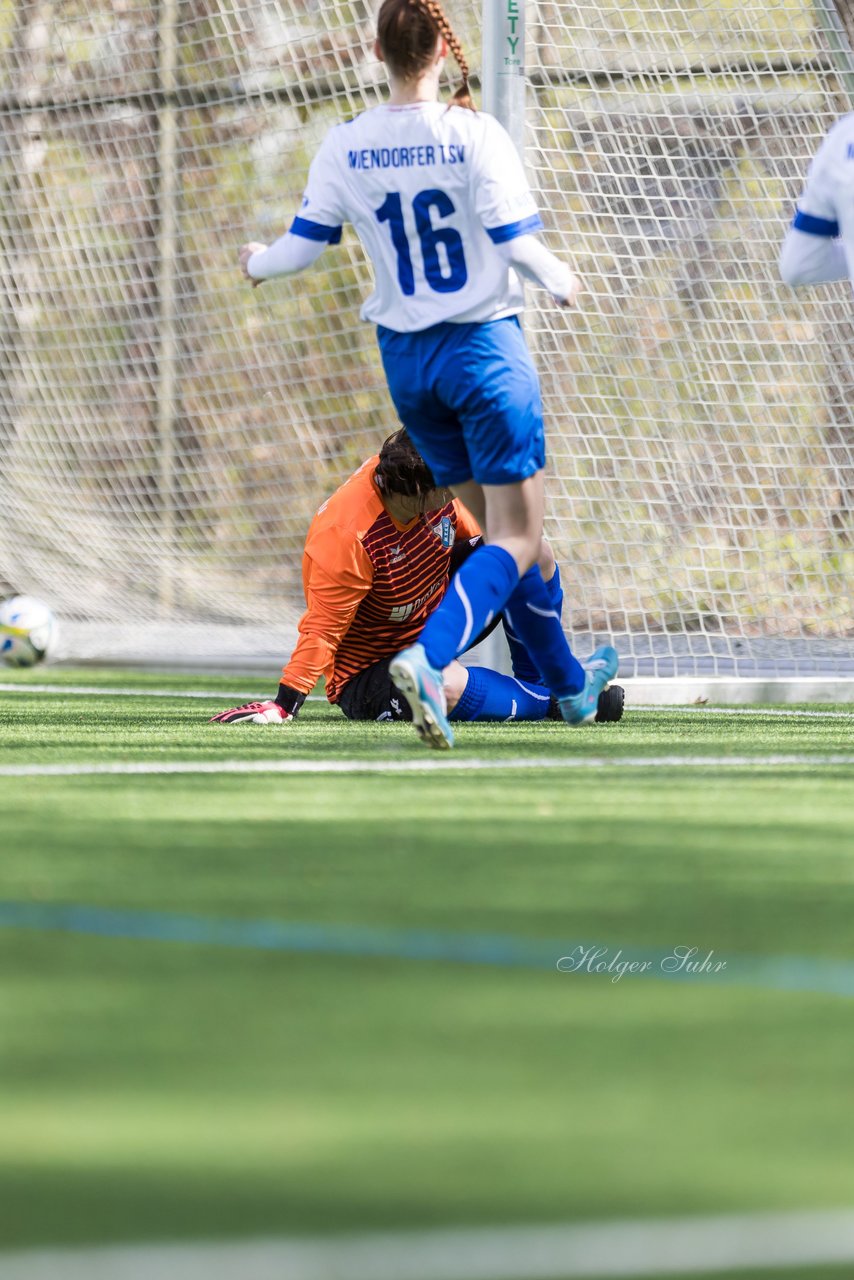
[779,113,854,292]
[239,0,618,749]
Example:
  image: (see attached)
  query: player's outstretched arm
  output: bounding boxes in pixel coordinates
[210,534,372,725]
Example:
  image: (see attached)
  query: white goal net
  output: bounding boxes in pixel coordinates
[0,0,852,676]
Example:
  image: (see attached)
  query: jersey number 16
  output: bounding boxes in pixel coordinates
[376,189,468,296]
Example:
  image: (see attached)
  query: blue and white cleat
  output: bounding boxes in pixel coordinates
[558,645,620,725]
[389,643,454,751]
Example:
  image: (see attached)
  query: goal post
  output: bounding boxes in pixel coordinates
[0,0,853,693]
[467,0,527,679]
[481,0,526,149]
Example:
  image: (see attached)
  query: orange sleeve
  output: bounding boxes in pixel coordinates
[453,498,482,542]
[280,524,374,694]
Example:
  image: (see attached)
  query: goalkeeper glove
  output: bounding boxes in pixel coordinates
[209,684,306,725]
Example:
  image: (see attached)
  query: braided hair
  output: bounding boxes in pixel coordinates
[376,0,475,110]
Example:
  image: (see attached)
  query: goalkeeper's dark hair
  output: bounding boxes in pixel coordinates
[376,0,475,111]
[374,428,438,499]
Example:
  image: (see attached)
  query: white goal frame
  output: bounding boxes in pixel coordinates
[1,0,853,700]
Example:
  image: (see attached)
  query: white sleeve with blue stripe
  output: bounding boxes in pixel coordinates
[792,125,841,239]
[781,114,854,289]
[246,130,344,281]
[291,131,346,245]
[472,115,543,245]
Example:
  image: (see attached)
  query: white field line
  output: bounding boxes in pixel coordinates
[2,684,853,718]
[0,682,327,701]
[1,753,854,778]
[3,1210,854,1279]
[632,703,854,719]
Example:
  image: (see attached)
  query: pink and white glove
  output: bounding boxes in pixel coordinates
[209,700,294,725]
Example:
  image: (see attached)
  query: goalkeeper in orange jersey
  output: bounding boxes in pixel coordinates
[211,429,608,728]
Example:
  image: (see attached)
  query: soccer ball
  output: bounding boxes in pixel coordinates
[0,595,57,668]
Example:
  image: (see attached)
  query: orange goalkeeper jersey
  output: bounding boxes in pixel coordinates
[282,456,481,703]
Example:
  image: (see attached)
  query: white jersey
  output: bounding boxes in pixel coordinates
[785,112,854,291]
[291,102,543,332]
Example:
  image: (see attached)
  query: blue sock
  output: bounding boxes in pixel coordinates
[450,666,553,722]
[504,565,585,698]
[420,544,519,671]
[505,564,564,684]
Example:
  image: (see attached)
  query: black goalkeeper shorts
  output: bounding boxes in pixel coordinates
[336,658,413,723]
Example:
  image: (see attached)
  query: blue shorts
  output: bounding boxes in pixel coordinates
[376,315,546,488]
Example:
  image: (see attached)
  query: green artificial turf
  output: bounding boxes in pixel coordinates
[1,668,853,1277]
[2,665,853,764]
